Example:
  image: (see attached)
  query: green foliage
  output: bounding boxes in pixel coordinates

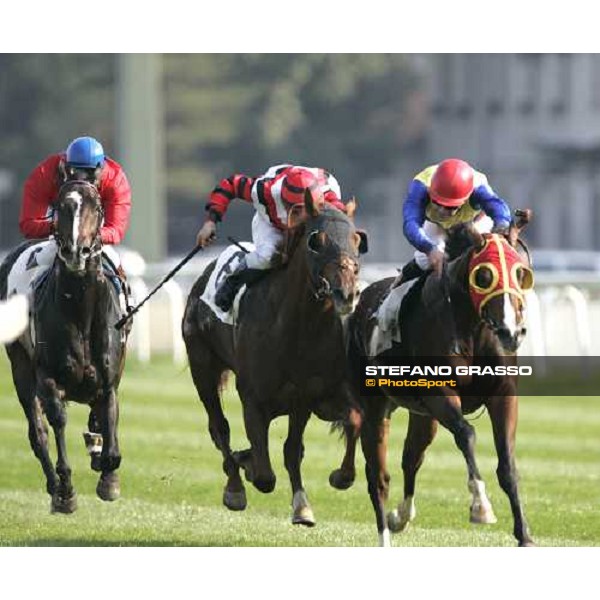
[0,354,598,546]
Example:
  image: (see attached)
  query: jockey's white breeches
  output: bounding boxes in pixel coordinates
[245,213,284,270]
[414,216,493,270]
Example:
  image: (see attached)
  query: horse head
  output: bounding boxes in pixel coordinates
[52,180,104,274]
[449,212,534,353]
[289,189,368,315]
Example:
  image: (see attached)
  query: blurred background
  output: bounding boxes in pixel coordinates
[1,53,600,358]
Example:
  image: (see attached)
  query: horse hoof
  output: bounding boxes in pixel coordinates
[51,491,78,514]
[387,510,411,533]
[519,540,536,547]
[292,506,316,527]
[97,473,120,502]
[328,469,355,490]
[223,489,247,511]
[470,506,497,524]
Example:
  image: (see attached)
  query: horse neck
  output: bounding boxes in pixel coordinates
[419,251,479,352]
[53,257,105,328]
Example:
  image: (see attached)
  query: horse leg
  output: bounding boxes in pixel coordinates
[388,412,438,533]
[39,377,77,514]
[329,407,362,490]
[6,343,58,496]
[488,395,534,546]
[95,387,122,502]
[360,401,392,546]
[84,405,103,472]
[186,341,246,511]
[240,398,276,493]
[283,406,314,526]
[427,394,496,525]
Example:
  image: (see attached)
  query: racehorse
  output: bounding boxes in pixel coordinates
[330,211,535,546]
[0,180,130,513]
[182,190,368,525]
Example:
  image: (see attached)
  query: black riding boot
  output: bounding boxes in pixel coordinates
[391,258,424,289]
[215,260,265,312]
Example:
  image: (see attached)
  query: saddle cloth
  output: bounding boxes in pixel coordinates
[200,242,255,325]
[368,278,418,357]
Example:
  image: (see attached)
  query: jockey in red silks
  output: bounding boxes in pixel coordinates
[18,136,132,295]
[394,158,512,286]
[196,164,347,312]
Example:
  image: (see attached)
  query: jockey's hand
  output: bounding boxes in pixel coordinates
[428,247,445,277]
[196,220,217,248]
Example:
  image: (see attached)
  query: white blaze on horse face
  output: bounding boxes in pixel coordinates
[503,294,518,337]
[66,191,83,247]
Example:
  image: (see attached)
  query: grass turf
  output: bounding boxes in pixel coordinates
[0,354,598,546]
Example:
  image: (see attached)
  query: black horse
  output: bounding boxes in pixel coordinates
[0,180,130,513]
[183,191,367,525]
[330,212,535,546]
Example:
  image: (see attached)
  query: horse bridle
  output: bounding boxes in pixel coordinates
[54,180,104,264]
[305,214,359,301]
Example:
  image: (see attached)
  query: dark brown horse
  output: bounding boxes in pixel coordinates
[0,181,130,513]
[182,191,367,525]
[330,212,535,546]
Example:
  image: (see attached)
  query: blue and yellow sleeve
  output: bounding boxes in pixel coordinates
[403,179,436,253]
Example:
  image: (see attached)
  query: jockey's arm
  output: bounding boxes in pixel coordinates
[402,180,437,253]
[205,174,256,223]
[19,160,57,239]
[471,178,511,231]
[99,171,132,245]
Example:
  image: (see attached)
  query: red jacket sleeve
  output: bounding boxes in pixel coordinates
[99,164,131,245]
[324,190,346,213]
[20,156,61,239]
[206,174,255,221]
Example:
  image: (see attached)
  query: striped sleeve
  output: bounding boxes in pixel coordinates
[206,173,255,221]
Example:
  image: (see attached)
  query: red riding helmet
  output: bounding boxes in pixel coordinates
[281,168,321,205]
[429,158,475,207]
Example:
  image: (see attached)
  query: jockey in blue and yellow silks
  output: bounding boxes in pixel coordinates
[394,158,511,286]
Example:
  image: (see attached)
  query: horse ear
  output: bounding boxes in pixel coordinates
[304,188,320,217]
[508,209,532,247]
[356,229,369,254]
[345,196,357,219]
[288,203,305,228]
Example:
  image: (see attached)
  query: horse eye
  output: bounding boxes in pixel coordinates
[307,231,324,253]
[474,266,494,290]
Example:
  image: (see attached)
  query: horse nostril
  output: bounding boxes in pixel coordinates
[81,247,92,258]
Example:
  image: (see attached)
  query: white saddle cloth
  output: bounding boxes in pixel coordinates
[367,278,418,357]
[200,243,255,325]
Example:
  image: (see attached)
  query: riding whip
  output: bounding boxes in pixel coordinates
[227,236,251,254]
[114,245,203,330]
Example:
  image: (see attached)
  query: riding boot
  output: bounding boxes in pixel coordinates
[391,258,424,289]
[215,259,265,312]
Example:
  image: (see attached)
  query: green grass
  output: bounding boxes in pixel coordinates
[0,353,598,546]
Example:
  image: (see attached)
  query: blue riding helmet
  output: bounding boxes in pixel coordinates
[65,136,105,169]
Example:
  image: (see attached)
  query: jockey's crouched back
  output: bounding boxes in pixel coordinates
[195,164,349,313]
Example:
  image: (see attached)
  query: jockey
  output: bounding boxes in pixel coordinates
[196,164,346,312]
[19,136,132,304]
[394,158,511,286]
